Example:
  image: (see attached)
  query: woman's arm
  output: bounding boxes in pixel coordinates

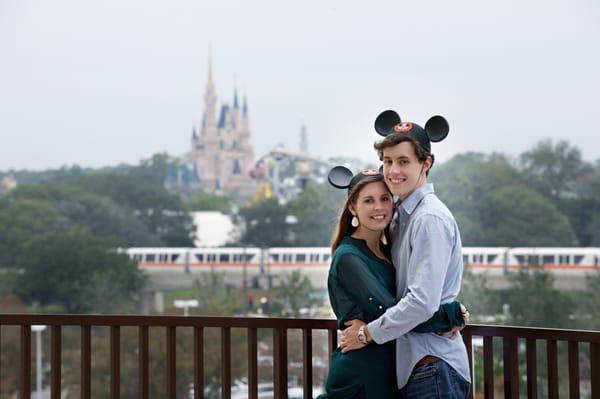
[336,252,466,332]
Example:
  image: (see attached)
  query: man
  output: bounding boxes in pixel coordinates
[341,110,471,398]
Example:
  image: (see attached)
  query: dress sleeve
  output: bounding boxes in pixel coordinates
[412,301,465,333]
[336,252,397,318]
[337,252,466,331]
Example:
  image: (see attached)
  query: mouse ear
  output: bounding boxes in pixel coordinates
[374,110,401,136]
[328,166,354,189]
[424,115,449,142]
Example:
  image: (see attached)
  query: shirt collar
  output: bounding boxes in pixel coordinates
[397,183,434,215]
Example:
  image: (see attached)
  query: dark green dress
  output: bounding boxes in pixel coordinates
[318,236,464,399]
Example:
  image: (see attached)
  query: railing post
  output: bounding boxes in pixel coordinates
[21,325,32,399]
[567,341,579,399]
[81,325,91,399]
[546,339,558,399]
[302,329,313,399]
[502,337,519,399]
[51,325,62,399]
[221,327,231,399]
[462,329,473,399]
[248,328,258,399]
[525,338,537,399]
[273,327,288,399]
[591,342,600,399]
[328,328,337,361]
[110,326,120,399]
[166,326,176,399]
[194,326,205,399]
[483,336,494,399]
[138,326,149,399]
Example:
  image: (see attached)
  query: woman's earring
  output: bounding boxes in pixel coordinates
[380,232,388,245]
[351,216,359,227]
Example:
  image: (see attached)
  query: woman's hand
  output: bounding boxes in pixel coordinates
[437,304,470,339]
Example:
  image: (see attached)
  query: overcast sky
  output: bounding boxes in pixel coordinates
[1,0,599,170]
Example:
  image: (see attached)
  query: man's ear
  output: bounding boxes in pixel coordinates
[423,156,433,174]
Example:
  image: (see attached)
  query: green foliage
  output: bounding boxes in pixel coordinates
[520,139,590,199]
[184,191,232,213]
[0,198,72,267]
[235,198,292,247]
[433,153,578,246]
[480,184,577,246]
[287,183,345,247]
[270,270,320,317]
[15,228,144,313]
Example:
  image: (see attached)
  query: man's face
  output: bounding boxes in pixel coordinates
[382,141,430,200]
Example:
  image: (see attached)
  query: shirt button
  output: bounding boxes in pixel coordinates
[379,305,383,309]
[368,297,373,301]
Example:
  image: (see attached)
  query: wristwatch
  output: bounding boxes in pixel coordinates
[357,325,369,345]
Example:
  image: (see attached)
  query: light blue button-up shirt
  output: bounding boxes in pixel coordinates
[367,183,471,389]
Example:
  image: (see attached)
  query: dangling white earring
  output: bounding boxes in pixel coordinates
[380,232,388,245]
[351,216,359,227]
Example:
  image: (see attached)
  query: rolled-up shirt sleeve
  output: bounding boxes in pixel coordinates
[367,214,454,344]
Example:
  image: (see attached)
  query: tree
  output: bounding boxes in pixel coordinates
[499,270,574,328]
[480,184,578,246]
[520,139,590,199]
[15,228,144,313]
[234,198,292,247]
[0,198,71,267]
[287,183,345,247]
[432,152,524,246]
[184,191,232,213]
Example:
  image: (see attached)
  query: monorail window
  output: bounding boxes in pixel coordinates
[159,254,169,262]
[194,254,204,263]
[488,255,497,263]
[220,254,230,262]
[270,254,279,262]
[296,254,306,262]
[283,254,293,263]
[133,254,143,261]
[559,255,569,264]
[574,255,584,264]
[207,254,217,263]
[543,255,554,264]
[146,254,156,262]
[324,254,331,262]
[171,254,180,262]
[310,254,319,262]
[515,255,525,265]
[462,255,469,265]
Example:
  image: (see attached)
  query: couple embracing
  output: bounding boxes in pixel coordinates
[317,110,471,399]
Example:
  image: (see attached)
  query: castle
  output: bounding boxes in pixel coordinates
[186,58,256,200]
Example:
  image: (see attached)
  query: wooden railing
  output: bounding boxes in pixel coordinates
[1,314,599,399]
[464,324,600,399]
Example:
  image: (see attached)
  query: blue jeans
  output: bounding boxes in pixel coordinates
[399,359,470,399]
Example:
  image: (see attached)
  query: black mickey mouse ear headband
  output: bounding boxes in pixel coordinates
[374,110,449,153]
[328,165,383,195]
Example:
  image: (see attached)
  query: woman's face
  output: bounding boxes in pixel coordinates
[350,181,394,233]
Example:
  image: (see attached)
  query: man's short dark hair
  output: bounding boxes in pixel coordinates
[374,134,435,175]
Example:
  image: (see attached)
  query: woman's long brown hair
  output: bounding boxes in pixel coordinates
[330,175,392,254]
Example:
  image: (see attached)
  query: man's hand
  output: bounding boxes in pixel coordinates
[340,319,367,353]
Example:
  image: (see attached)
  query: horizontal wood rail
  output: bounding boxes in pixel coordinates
[1,315,599,399]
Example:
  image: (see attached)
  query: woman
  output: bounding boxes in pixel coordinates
[318,166,465,399]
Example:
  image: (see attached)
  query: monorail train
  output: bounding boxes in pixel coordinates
[126,246,600,272]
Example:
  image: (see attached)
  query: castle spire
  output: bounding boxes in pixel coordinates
[233,88,239,109]
[203,46,217,129]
